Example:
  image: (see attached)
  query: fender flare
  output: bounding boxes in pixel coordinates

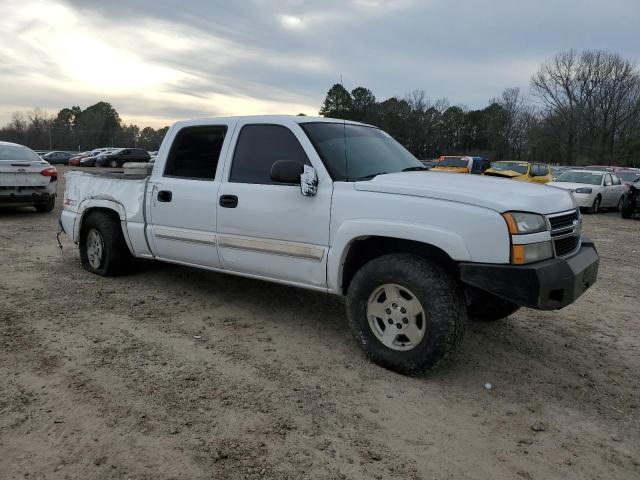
[73,198,134,254]
[327,219,471,293]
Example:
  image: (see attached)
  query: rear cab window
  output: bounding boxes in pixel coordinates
[164,125,228,180]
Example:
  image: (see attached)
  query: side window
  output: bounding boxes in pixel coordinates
[230,124,310,184]
[611,174,621,185]
[540,164,549,176]
[604,173,612,186]
[164,125,227,180]
[531,164,540,176]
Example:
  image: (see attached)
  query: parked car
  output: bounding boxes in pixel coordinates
[59,115,599,374]
[96,148,151,167]
[0,141,57,212]
[79,155,99,167]
[68,151,92,166]
[484,161,553,183]
[616,169,640,187]
[41,151,75,165]
[431,156,490,174]
[547,169,625,213]
[621,180,639,219]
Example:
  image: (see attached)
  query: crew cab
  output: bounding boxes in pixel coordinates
[0,141,57,212]
[59,116,599,374]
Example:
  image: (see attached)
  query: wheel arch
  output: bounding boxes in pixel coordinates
[74,200,134,255]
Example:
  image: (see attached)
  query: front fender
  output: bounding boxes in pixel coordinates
[327,219,472,293]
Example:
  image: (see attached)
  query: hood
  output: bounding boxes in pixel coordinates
[483,169,523,178]
[354,171,575,214]
[546,181,594,192]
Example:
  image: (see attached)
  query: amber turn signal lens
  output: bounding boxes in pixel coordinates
[502,213,519,235]
[511,245,525,264]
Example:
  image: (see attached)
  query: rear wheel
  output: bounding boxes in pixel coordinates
[108,159,119,168]
[80,211,130,276]
[588,195,601,214]
[34,196,55,213]
[346,254,466,375]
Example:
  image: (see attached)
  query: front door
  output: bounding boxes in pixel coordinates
[216,121,332,288]
[148,122,235,267]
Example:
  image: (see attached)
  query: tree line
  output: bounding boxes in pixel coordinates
[0,101,169,152]
[319,50,640,166]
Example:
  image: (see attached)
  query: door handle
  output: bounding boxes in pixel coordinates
[219,194,238,208]
[157,190,172,202]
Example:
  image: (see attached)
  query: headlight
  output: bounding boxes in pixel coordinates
[512,241,553,264]
[574,187,592,194]
[502,212,548,234]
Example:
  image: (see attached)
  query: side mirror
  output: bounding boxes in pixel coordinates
[271,160,303,184]
[301,165,318,197]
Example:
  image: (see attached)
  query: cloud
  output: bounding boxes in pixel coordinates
[0,0,638,128]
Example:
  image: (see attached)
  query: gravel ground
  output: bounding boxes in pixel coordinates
[1,166,639,480]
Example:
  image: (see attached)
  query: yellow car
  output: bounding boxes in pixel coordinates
[431,156,491,174]
[483,161,552,184]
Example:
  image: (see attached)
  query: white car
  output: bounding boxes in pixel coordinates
[548,169,626,213]
[0,141,57,212]
[59,115,599,374]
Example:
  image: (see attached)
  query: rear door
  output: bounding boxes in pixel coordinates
[216,120,332,288]
[147,121,235,267]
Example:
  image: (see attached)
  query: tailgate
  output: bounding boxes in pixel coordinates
[0,160,52,187]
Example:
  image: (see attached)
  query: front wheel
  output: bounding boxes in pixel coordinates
[346,254,467,375]
[621,195,634,219]
[80,211,131,276]
[108,159,119,168]
[588,195,601,214]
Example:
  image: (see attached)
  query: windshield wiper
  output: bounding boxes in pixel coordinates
[401,166,429,172]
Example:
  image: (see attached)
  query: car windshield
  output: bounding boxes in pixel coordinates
[555,170,603,185]
[491,162,528,174]
[300,122,422,180]
[617,171,640,182]
[437,157,468,168]
[0,144,41,162]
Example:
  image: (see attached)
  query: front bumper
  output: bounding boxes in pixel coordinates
[459,238,599,310]
[572,192,595,208]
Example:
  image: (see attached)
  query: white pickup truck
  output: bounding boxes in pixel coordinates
[60,115,599,374]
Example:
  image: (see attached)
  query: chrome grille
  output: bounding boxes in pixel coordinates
[546,209,581,258]
[553,235,580,257]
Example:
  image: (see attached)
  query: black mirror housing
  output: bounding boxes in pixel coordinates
[271,160,303,184]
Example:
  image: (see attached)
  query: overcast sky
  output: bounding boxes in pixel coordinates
[1,0,638,128]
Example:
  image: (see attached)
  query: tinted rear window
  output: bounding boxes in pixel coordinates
[0,145,41,162]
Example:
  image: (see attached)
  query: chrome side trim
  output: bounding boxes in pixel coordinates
[218,234,325,261]
[155,234,217,246]
[154,226,216,246]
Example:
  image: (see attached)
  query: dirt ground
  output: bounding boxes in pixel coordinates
[1,166,639,480]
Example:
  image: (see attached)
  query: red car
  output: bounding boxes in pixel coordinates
[68,152,91,166]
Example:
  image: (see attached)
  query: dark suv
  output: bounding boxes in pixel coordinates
[97,148,150,167]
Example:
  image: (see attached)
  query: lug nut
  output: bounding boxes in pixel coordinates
[388,319,393,325]
[402,318,408,324]
[396,323,402,329]
[385,308,391,314]
[400,307,406,314]
[392,303,398,309]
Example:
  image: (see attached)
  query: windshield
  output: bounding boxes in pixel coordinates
[437,157,468,168]
[300,122,422,180]
[617,171,640,182]
[490,162,528,174]
[0,144,42,162]
[555,170,603,185]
